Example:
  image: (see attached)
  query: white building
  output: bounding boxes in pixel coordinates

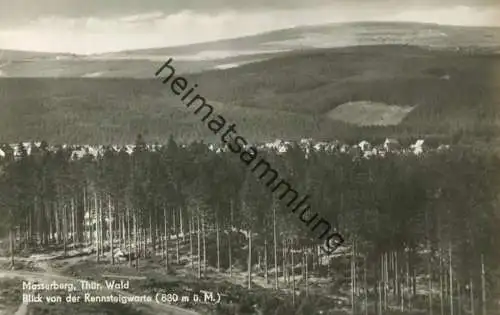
[384,138,400,151]
[410,139,426,155]
[358,140,372,152]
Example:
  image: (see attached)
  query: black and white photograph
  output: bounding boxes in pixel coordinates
[0,0,499,314]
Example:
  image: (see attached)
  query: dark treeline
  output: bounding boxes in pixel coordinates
[0,135,499,315]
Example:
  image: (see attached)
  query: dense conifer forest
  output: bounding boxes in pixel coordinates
[0,135,499,314]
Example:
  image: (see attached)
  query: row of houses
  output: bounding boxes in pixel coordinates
[0,138,449,161]
[259,138,448,158]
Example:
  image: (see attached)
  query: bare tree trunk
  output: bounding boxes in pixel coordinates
[54,203,60,244]
[378,280,382,315]
[121,214,125,250]
[109,196,114,265]
[392,251,396,300]
[27,208,32,249]
[316,246,321,272]
[406,252,411,310]
[202,216,207,275]
[264,237,268,284]
[133,211,139,270]
[440,254,445,315]
[458,279,462,315]
[273,204,278,290]
[257,246,261,275]
[247,227,252,289]
[127,206,132,267]
[160,219,165,261]
[481,254,486,315]
[449,242,453,315]
[352,246,356,315]
[189,216,194,273]
[142,227,147,258]
[149,214,153,257]
[301,248,305,281]
[310,246,315,273]
[411,254,417,299]
[395,251,400,306]
[48,202,54,244]
[385,252,389,308]
[197,214,201,279]
[428,262,433,315]
[164,207,168,270]
[305,249,309,297]
[445,265,448,302]
[401,253,405,311]
[71,199,76,245]
[228,226,232,277]
[283,239,287,286]
[364,257,368,315]
[216,218,220,273]
[229,200,234,278]
[94,192,99,263]
[382,253,388,311]
[83,188,89,246]
[175,208,180,264]
[9,228,15,268]
[179,208,184,242]
[171,209,175,261]
[99,199,104,258]
[63,204,67,257]
[291,241,295,306]
[470,278,475,315]
[428,245,433,315]
[155,217,160,257]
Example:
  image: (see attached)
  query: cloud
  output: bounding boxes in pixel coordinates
[0,5,498,54]
[1,0,499,24]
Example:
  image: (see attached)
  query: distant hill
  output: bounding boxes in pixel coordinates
[0,21,499,78]
[103,21,500,57]
[0,49,71,60]
[0,44,498,144]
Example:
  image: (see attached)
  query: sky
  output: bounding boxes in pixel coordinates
[0,0,499,54]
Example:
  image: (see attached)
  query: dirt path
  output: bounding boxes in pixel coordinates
[0,269,200,315]
[13,302,27,315]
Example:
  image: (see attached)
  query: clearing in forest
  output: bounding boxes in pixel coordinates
[327,101,415,126]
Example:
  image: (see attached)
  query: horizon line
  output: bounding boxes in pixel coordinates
[1,20,499,56]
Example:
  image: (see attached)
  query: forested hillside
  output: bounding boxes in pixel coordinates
[1,45,499,145]
[0,136,499,314]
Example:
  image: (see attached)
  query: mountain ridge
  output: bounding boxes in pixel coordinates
[1,20,499,59]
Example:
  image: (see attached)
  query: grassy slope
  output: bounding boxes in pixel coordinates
[0,45,499,144]
[0,54,281,78]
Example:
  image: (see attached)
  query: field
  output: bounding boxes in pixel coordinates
[0,44,500,145]
[326,101,415,126]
